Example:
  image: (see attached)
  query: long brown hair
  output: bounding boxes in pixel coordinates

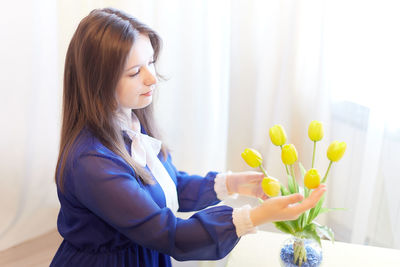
[56,8,167,192]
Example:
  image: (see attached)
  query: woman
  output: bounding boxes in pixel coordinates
[51,8,325,266]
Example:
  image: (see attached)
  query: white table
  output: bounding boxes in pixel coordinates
[226,231,400,267]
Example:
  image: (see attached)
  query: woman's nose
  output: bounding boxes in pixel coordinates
[143,66,157,86]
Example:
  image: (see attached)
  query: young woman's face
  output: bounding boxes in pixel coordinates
[116,34,157,111]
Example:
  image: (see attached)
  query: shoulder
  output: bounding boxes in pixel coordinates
[58,128,141,199]
[66,128,134,175]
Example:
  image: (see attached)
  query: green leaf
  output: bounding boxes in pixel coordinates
[307,208,315,225]
[288,219,300,232]
[320,207,346,214]
[302,224,321,247]
[299,162,306,178]
[287,174,296,194]
[280,184,290,196]
[274,221,295,235]
[307,206,344,225]
[304,186,310,198]
[298,213,305,231]
[313,195,325,216]
[314,223,335,243]
[295,179,300,194]
[295,215,302,232]
[303,210,310,228]
[299,208,311,230]
[307,194,325,224]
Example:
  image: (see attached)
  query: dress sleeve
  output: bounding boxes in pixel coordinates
[71,153,239,261]
[165,155,221,212]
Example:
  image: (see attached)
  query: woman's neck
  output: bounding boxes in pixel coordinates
[117,108,141,133]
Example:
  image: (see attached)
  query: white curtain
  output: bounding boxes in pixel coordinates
[322,0,400,248]
[1,0,399,262]
[0,0,60,251]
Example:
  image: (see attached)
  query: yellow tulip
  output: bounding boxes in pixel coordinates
[241,148,263,168]
[281,144,298,165]
[269,124,287,146]
[308,120,324,142]
[327,141,347,162]
[261,177,280,197]
[304,168,321,189]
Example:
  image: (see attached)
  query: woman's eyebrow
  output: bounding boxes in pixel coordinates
[126,64,140,71]
[125,55,154,71]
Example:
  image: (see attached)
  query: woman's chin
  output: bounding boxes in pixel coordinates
[133,98,153,109]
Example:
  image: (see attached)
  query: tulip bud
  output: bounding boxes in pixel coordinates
[281,144,298,165]
[304,168,321,189]
[261,177,280,197]
[327,141,347,162]
[269,124,287,146]
[308,120,324,142]
[241,148,263,168]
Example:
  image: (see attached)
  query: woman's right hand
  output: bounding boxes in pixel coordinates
[249,184,326,226]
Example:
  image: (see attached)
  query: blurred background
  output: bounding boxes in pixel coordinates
[1,0,399,265]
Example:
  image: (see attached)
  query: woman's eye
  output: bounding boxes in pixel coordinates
[129,70,140,77]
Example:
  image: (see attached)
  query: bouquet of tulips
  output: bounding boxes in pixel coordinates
[241,121,346,266]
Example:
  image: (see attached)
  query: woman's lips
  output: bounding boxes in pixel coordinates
[141,90,153,96]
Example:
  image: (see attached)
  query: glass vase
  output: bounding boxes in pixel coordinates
[279,236,323,267]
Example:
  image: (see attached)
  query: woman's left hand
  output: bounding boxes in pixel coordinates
[226,171,268,200]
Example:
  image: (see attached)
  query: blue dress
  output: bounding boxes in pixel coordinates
[50,128,240,266]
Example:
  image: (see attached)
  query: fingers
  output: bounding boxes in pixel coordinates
[247,173,265,182]
[282,193,304,205]
[304,184,326,208]
[290,185,326,214]
[255,187,268,200]
[253,184,328,225]
[309,184,326,200]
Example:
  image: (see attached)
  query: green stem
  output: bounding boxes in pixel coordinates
[312,141,316,168]
[290,164,295,180]
[293,239,307,266]
[259,165,269,177]
[294,242,300,264]
[322,161,333,183]
[285,164,290,175]
[290,164,299,193]
[281,145,290,175]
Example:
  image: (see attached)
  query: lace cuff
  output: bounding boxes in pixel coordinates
[232,204,258,237]
[214,171,237,201]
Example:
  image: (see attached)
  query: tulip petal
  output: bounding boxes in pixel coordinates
[281,144,298,165]
[269,124,287,146]
[327,141,347,162]
[308,120,324,142]
[241,148,263,167]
